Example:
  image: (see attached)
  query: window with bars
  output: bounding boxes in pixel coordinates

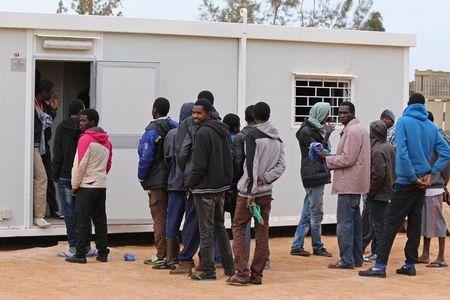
[293,77,352,124]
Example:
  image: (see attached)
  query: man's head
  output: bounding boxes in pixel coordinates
[35,80,54,101]
[192,99,213,124]
[197,90,214,105]
[245,105,255,124]
[253,102,270,124]
[68,99,85,118]
[408,93,425,105]
[223,113,240,134]
[80,108,99,132]
[152,97,170,119]
[338,101,355,126]
[380,109,395,128]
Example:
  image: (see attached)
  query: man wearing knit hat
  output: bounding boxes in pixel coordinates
[380,109,396,146]
[359,93,450,278]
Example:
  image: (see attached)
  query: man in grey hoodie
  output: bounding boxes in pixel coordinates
[228,102,286,286]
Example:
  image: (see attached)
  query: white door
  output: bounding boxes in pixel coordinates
[95,61,159,224]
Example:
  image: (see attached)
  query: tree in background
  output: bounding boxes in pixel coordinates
[198,0,385,31]
[56,0,123,16]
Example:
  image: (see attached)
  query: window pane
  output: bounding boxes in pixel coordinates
[338,82,349,87]
[309,98,323,105]
[317,88,330,97]
[295,97,308,106]
[324,98,332,104]
[331,88,344,97]
[296,87,315,96]
[295,106,311,116]
[309,80,323,87]
[331,107,339,116]
[324,81,338,87]
[296,80,308,86]
[295,116,305,123]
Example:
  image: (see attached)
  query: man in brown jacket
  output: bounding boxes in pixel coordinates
[318,101,370,269]
[366,120,395,262]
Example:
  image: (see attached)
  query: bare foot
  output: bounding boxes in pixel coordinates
[417,255,429,264]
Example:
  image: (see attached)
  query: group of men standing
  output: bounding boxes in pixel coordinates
[137,91,286,284]
[292,93,450,278]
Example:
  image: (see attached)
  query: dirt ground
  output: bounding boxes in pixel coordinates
[0,234,449,299]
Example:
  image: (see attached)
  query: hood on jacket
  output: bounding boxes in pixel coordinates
[179,102,195,123]
[403,103,429,121]
[370,120,387,147]
[84,127,109,145]
[255,121,280,140]
[199,119,229,137]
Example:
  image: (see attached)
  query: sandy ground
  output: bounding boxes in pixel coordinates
[0,234,449,299]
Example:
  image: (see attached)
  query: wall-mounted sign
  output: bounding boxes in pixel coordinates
[11,58,26,72]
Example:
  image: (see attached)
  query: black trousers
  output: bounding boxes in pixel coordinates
[368,199,388,256]
[74,188,109,257]
[376,184,424,265]
[361,197,374,253]
[41,146,58,215]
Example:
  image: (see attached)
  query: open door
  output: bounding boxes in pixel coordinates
[95,61,160,224]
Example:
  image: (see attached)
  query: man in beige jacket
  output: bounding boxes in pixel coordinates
[318,101,370,269]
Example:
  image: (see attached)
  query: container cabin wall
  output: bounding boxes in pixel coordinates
[246,40,406,224]
[99,33,238,221]
[0,29,28,229]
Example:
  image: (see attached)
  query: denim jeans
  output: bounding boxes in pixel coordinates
[58,178,76,248]
[59,178,92,249]
[291,185,325,251]
[336,194,363,267]
[178,194,200,261]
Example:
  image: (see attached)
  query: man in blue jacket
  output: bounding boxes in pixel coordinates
[138,97,178,266]
[360,93,450,278]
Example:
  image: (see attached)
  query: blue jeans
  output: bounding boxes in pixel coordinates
[291,185,325,251]
[166,191,185,238]
[178,195,200,261]
[58,178,92,248]
[337,194,363,267]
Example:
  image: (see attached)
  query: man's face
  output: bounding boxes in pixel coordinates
[381,117,394,128]
[192,105,211,124]
[338,105,354,125]
[79,114,93,132]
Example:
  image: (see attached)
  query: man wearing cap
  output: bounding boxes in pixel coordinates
[380,109,396,147]
[359,93,450,278]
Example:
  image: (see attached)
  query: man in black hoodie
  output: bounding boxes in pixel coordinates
[187,99,235,281]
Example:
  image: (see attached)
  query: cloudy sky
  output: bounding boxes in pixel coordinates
[0,0,448,79]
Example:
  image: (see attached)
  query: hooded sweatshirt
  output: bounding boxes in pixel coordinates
[395,104,450,184]
[237,121,286,198]
[164,103,194,192]
[53,117,81,180]
[368,120,396,202]
[187,119,233,194]
[72,127,113,189]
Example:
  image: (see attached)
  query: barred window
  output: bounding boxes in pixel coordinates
[294,77,352,124]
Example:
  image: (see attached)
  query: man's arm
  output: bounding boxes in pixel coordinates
[395,121,418,182]
[52,125,63,181]
[262,142,286,184]
[431,129,450,175]
[187,131,210,188]
[137,129,158,181]
[71,144,89,190]
[244,133,259,196]
[325,129,362,170]
[368,151,387,199]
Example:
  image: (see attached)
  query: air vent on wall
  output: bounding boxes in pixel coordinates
[43,39,93,50]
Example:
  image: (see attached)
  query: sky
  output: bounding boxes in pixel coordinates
[0,0,448,80]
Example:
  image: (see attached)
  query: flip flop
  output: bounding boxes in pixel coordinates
[426,262,448,268]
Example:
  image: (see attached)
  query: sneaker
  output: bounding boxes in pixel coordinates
[33,218,51,228]
[66,255,87,264]
[364,254,377,263]
[86,248,98,258]
[396,265,416,276]
[290,247,310,257]
[313,248,332,257]
[191,273,216,281]
[327,260,354,269]
[57,249,75,258]
[96,255,108,263]
[358,267,386,278]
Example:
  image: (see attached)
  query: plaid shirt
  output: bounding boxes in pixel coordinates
[387,126,396,147]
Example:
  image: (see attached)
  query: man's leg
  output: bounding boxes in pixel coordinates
[213,192,235,276]
[91,188,109,259]
[58,179,76,249]
[291,190,311,252]
[33,148,47,220]
[249,195,272,283]
[194,194,216,277]
[74,188,94,258]
[351,195,363,266]
[361,196,372,253]
[232,196,253,282]
[42,148,58,216]
[177,195,200,261]
[404,189,425,265]
[369,200,387,257]
[335,194,356,267]
[309,185,326,252]
[166,191,185,262]
[148,188,168,260]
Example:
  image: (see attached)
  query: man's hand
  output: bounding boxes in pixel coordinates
[71,188,77,196]
[257,177,264,186]
[415,174,432,187]
[316,151,327,159]
[324,122,336,135]
[246,196,255,208]
[49,93,60,110]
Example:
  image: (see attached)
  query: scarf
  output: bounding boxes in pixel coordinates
[307,102,330,134]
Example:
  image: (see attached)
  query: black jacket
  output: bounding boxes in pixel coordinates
[368,121,396,202]
[232,124,254,188]
[34,101,57,148]
[52,117,81,180]
[297,121,331,188]
[187,119,232,194]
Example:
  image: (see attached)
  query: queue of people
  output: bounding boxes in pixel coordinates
[39,86,450,284]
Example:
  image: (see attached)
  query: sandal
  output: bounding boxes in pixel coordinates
[426,261,448,268]
[190,273,216,281]
[152,261,176,270]
[226,275,248,286]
